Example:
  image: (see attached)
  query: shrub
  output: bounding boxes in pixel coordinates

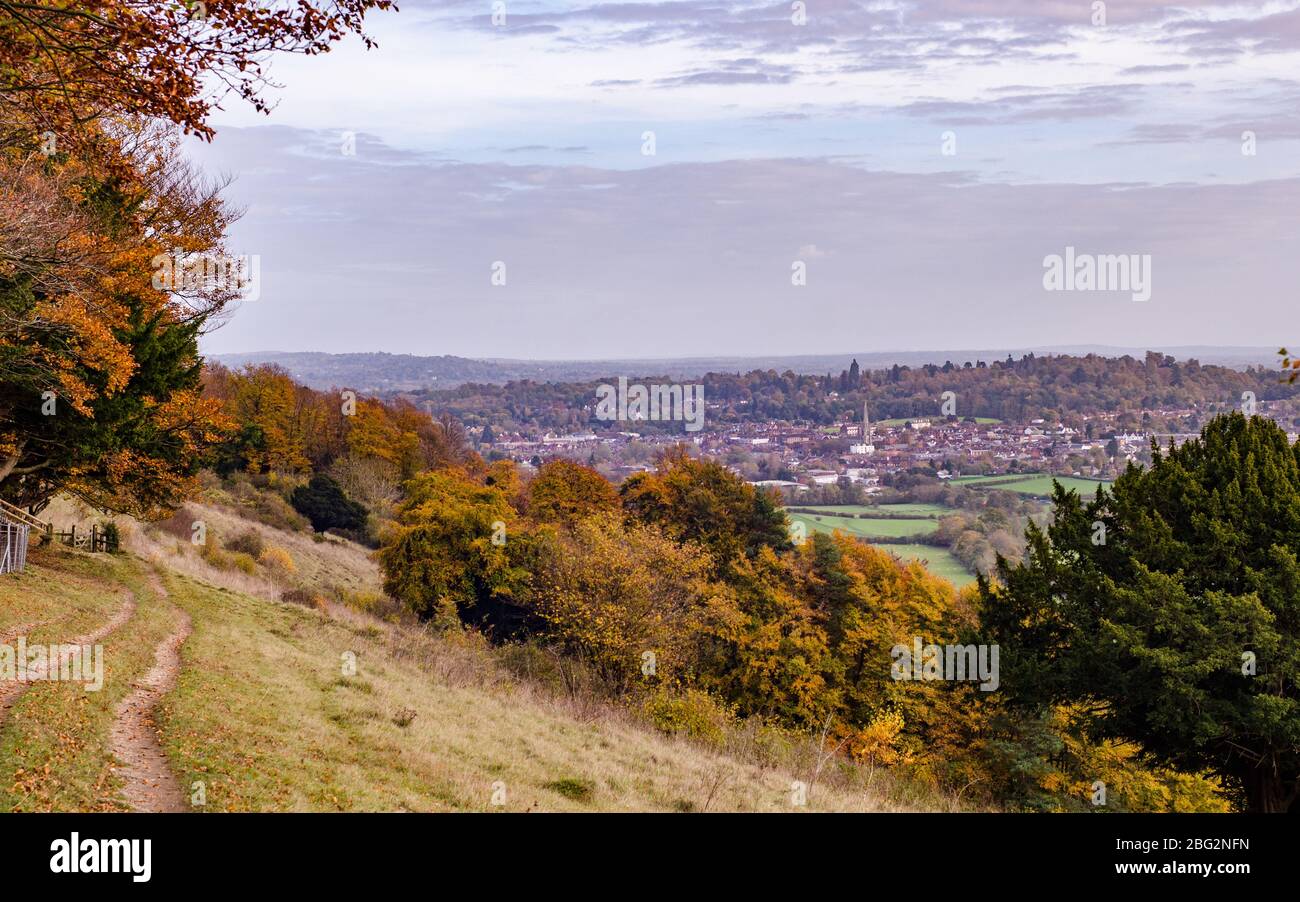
[497,642,582,697]
[252,491,309,533]
[200,541,232,570]
[229,552,258,575]
[224,529,265,558]
[543,778,596,804]
[339,589,385,614]
[337,589,409,622]
[280,588,326,609]
[100,521,121,554]
[259,545,297,574]
[642,688,732,747]
[846,708,909,767]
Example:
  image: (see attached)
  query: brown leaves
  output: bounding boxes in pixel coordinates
[0,1,397,139]
[1279,348,1300,385]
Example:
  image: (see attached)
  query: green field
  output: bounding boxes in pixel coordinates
[949,473,1110,497]
[786,509,977,587]
[788,511,939,539]
[997,475,1110,497]
[871,503,955,517]
[876,544,975,587]
[949,474,1027,485]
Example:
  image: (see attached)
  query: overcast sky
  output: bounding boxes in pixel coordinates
[190,0,1300,360]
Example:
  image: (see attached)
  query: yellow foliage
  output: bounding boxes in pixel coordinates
[847,708,910,768]
[259,545,297,574]
[533,511,720,690]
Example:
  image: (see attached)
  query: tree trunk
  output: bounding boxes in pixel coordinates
[0,440,24,483]
[1241,763,1293,813]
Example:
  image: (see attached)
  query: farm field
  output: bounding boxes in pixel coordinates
[998,475,1110,497]
[784,510,977,587]
[787,511,939,540]
[869,503,955,517]
[949,473,1111,496]
[878,544,976,587]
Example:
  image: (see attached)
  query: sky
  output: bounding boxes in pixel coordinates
[190,0,1300,360]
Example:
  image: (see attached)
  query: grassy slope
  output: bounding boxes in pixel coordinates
[160,570,936,812]
[0,537,955,813]
[0,550,183,811]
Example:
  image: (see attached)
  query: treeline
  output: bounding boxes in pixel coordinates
[375,445,1230,811]
[197,362,472,539]
[420,351,1297,435]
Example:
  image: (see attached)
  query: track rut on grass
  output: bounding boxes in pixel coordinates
[0,591,137,729]
[108,574,191,812]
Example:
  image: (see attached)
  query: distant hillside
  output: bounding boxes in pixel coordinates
[212,346,1283,393]
[211,351,518,392]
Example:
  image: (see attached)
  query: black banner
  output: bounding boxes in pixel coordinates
[0,812,1282,890]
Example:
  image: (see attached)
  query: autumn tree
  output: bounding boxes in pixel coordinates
[219,365,310,473]
[526,459,619,526]
[0,0,394,515]
[0,118,233,515]
[531,511,721,691]
[378,467,534,634]
[343,397,461,478]
[0,1,395,141]
[619,446,791,574]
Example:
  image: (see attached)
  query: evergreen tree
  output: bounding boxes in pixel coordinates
[291,474,368,534]
[980,414,1300,811]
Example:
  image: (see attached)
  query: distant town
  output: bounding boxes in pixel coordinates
[471,404,1289,497]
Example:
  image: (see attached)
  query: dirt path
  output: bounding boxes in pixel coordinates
[0,591,137,728]
[108,576,191,813]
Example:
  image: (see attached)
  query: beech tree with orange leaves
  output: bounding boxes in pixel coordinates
[0,1,396,140]
[0,0,396,515]
[0,117,235,515]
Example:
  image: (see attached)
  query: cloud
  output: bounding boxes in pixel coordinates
[193,125,1300,359]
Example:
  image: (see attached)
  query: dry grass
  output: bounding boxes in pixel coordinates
[1,495,962,813]
[158,565,947,812]
[123,500,382,606]
[0,548,184,811]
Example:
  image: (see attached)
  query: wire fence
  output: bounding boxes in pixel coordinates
[0,519,30,575]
